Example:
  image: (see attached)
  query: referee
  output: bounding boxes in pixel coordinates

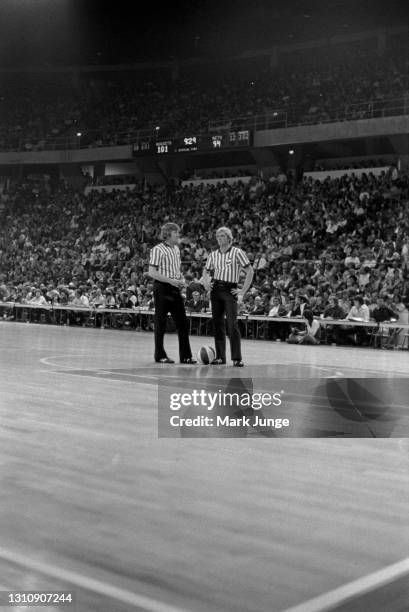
[202,227,254,366]
[148,222,196,364]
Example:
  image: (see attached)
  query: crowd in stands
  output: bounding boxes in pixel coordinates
[93,174,141,186]
[1,167,408,345]
[181,168,255,182]
[0,42,407,151]
[313,158,390,172]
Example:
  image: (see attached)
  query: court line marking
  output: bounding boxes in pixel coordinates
[40,369,161,380]
[40,355,95,368]
[40,370,151,385]
[38,362,206,387]
[281,556,409,612]
[39,356,409,378]
[36,369,409,411]
[40,361,349,380]
[40,356,188,376]
[0,547,189,612]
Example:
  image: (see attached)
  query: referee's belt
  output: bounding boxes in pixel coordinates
[213,280,237,288]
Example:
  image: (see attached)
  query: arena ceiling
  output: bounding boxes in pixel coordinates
[0,0,407,67]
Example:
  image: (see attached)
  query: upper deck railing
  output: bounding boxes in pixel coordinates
[0,95,407,153]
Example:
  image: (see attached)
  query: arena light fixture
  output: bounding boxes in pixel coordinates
[289,149,294,155]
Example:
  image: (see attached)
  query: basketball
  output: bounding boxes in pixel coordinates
[197,345,216,365]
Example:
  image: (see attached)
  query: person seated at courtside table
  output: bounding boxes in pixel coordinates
[371,294,400,348]
[310,295,326,317]
[250,295,266,315]
[371,295,399,324]
[104,289,117,308]
[89,287,106,309]
[186,290,208,313]
[340,295,372,346]
[29,289,48,306]
[247,294,268,339]
[28,288,49,322]
[68,288,91,326]
[321,295,346,344]
[186,289,209,334]
[287,310,321,345]
[286,294,309,333]
[267,296,289,341]
[291,294,309,317]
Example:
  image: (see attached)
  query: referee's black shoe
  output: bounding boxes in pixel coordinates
[156,357,175,364]
[233,360,244,367]
[181,358,197,365]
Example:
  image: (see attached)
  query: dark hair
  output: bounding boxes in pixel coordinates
[303,309,314,325]
[354,295,364,305]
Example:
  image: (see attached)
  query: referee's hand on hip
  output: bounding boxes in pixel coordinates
[231,288,244,301]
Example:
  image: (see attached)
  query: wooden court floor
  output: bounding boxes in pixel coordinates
[0,321,408,612]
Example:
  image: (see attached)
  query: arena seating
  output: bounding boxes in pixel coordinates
[0,169,408,345]
[0,42,407,150]
[0,35,407,346]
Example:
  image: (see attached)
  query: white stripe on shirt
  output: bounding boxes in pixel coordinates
[149,243,182,279]
[205,246,250,283]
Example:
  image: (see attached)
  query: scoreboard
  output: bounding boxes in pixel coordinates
[132,130,252,156]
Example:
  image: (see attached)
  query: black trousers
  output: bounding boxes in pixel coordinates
[211,283,242,362]
[153,281,192,362]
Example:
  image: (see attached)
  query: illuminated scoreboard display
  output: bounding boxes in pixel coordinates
[133,130,252,156]
[155,140,174,154]
[155,135,226,154]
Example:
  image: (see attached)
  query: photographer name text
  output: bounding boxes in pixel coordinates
[169,415,289,428]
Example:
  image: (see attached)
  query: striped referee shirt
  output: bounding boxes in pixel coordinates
[205,247,250,283]
[149,243,183,280]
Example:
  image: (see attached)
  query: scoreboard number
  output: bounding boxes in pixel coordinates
[149,131,251,154]
[156,141,173,154]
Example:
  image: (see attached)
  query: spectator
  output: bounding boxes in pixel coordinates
[250,295,266,315]
[344,247,360,268]
[347,296,370,322]
[371,295,399,323]
[321,295,346,344]
[323,296,345,319]
[29,289,48,306]
[342,295,371,345]
[291,295,309,317]
[186,290,208,313]
[287,310,320,345]
[267,296,286,317]
[267,296,289,341]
